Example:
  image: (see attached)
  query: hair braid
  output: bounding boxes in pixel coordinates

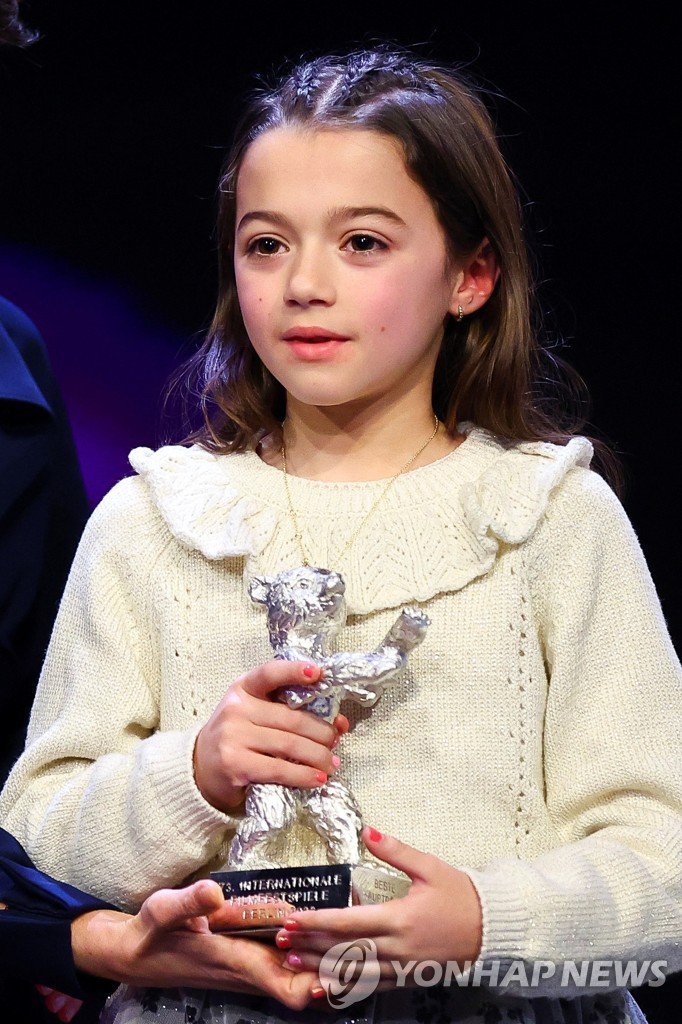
[292,61,322,104]
[336,53,379,100]
[335,53,440,103]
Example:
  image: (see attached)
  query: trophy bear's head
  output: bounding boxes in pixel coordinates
[248,566,347,639]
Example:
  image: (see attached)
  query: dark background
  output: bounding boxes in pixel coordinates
[1,3,679,1019]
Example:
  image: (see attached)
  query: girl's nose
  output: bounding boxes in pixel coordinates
[284,247,336,305]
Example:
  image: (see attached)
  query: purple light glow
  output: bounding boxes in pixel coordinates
[0,244,188,507]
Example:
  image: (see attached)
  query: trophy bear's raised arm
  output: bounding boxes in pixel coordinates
[248,567,430,720]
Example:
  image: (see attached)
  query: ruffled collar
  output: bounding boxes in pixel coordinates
[129,422,593,614]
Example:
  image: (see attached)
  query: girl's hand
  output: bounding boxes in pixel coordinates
[72,878,324,1009]
[274,827,483,986]
[193,660,349,812]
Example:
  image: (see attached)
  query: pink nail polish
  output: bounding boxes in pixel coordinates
[315,771,327,784]
[303,665,317,678]
[287,952,303,967]
[332,754,341,768]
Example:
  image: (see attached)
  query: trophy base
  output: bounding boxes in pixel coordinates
[210,862,352,938]
[210,862,410,938]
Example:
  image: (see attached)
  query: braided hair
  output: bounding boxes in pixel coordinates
[292,61,323,103]
[288,47,440,109]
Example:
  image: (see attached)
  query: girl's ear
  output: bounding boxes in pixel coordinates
[449,238,500,317]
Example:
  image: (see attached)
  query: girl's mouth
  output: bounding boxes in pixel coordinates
[285,338,348,360]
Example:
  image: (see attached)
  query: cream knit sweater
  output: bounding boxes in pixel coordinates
[1,420,680,1012]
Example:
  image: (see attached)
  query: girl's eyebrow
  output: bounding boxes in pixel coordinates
[236,205,407,233]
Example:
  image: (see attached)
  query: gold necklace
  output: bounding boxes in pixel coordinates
[280,413,440,568]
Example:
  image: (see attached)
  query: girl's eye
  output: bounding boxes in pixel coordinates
[247,237,284,257]
[345,234,387,255]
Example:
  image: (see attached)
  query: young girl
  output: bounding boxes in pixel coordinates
[1,44,680,1024]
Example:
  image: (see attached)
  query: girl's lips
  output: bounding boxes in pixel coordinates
[285,338,348,360]
[282,327,350,340]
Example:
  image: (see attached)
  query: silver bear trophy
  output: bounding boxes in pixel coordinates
[227,565,430,871]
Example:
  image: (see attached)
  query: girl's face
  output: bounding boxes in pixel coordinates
[233,126,466,412]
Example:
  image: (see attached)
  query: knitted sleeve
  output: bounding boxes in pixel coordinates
[461,467,682,998]
[0,477,236,912]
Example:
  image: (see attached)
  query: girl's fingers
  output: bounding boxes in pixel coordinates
[246,751,332,789]
[361,827,437,883]
[251,725,337,774]
[334,713,350,733]
[279,929,404,962]
[283,950,400,980]
[277,931,336,955]
[251,698,338,749]
[239,660,322,700]
[281,902,396,938]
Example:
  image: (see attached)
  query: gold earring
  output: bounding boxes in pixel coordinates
[456,304,465,322]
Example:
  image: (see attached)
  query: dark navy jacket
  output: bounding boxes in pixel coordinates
[0,296,89,784]
[0,299,112,1019]
[0,827,115,997]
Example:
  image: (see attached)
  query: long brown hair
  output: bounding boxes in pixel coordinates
[168,42,625,497]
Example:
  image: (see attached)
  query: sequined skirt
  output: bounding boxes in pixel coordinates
[99,984,648,1024]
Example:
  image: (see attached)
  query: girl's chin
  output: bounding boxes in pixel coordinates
[276,377,369,408]
[284,390,367,408]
